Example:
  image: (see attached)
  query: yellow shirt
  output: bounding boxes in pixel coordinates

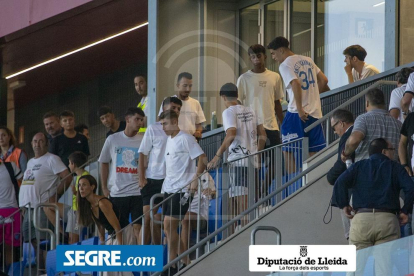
[138,97,148,133]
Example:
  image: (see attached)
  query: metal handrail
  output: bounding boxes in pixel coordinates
[33,203,60,250]
[304,80,397,133]
[153,148,337,275]
[251,226,281,245]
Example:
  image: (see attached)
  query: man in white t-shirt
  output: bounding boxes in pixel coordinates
[158,72,206,140]
[268,36,329,173]
[401,72,414,116]
[20,132,71,267]
[138,96,183,245]
[99,107,145,244]
[389,68,414,123]
[134,75,148,132]
[159,110,207,274]
[343,45,380,84]
[207,83,266,229]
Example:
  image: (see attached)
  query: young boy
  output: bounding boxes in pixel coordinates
[159,110,207,274]
[138,97,183,246]
[49,110,90,167]
[207,83,266,229]
[67,151,89,244]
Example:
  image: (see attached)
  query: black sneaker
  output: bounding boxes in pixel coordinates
[161,266,178,276]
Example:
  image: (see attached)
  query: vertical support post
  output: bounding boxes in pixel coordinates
[248,156,255,222]
[0,65,7,126]
[147,0,158,126]
[221,162,229,240]
[275,146,283,204]
[325,119,330,147]
[384,0,398,69]
[311,0,317,61]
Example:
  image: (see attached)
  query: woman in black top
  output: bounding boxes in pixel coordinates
[77,175,130,245]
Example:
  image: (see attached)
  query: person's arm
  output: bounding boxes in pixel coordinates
[291,79,308,122]
[327,160,347,185]
[397,166,414,225]
[49,169,72,203]
[401,93,413,114]
[316,71,330,93]
[99,200,123,245]
[333,165,356,218]
[190,153,208,193]
[257,124,267,152]
[100,163,110,197]
[83,136,90,156]
[194,124,203,139]
[344,64,354,84]
[389,109,400,120]
[18,150,28,174]
[341,131,364,162]
[96,221,106,244]
[274,100,284,123]
[207,128,236,170]
[398,135,412,176]
[138,153,148,188]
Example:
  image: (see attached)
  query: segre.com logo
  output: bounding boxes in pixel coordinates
[56,245,163,272]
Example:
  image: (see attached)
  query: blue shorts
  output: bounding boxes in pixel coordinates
[281,112,326,152]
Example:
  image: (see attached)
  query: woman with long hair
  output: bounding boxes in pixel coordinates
[0,126,27,177]
[77,175,134,246]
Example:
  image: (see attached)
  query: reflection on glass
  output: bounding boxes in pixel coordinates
[239,4,260,74]
[264,1,284,73]
[317,0,385,89]
[291,0,311,58]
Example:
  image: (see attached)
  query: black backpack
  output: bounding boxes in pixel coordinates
[4,162,20,205]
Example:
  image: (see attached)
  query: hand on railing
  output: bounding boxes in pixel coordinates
[207,155,220,170]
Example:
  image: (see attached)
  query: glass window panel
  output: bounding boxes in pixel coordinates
[264,0,285,73]
[291,0,312,58]
[239,3,260,74]
[317,0,385,89]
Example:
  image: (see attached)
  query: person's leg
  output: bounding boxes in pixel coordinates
[130,196,143,245]
[152,211,162,245]
[281,112,304,174]
[140,205,152,245]
[164,215,180,266]
[262,129,281,197]
[306,116,326,156]
[179,212,192,265]
[237,195,249,227]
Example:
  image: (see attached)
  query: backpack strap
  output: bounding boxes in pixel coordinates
[4,162,19,205]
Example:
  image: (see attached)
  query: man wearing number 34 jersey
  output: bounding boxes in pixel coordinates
[268,36,330,173]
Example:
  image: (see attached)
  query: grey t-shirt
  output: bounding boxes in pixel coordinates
[352,109,402,161]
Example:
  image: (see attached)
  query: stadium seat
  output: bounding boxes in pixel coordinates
[7,260,26,276]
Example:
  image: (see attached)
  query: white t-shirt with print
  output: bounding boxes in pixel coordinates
[99,131,143,197]
[237,69,284,131]
[352,63,380,82]
[163,131,204,193]
[19,153,67,208]
[222,105,262,167]
[389,84,414,123]
[0,162,22,208]
[138,122,167,180]
[279,55,322,118]
[158,96,206,135]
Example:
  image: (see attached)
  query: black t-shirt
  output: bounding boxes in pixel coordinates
[49,132,90,167]
[401,113,414,166]
[106,121,126,138]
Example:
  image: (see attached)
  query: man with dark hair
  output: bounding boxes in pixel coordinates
[207,83,266,229]
[98,107,145,244]
[138,96,182,246]
[267,36,329,172]
[237,44,284,146]
[158,72,206,140]
[342,88,401,162]
[49,110,90,167]
[343,45,379,84]
[333,138,413,262]
[401,72,414,115]
[74,124,90,140]
[159,109,207,274]
[43,112,63,143]
[134,75,148,132]
[98,106,126,138]
[389,68,414,123]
